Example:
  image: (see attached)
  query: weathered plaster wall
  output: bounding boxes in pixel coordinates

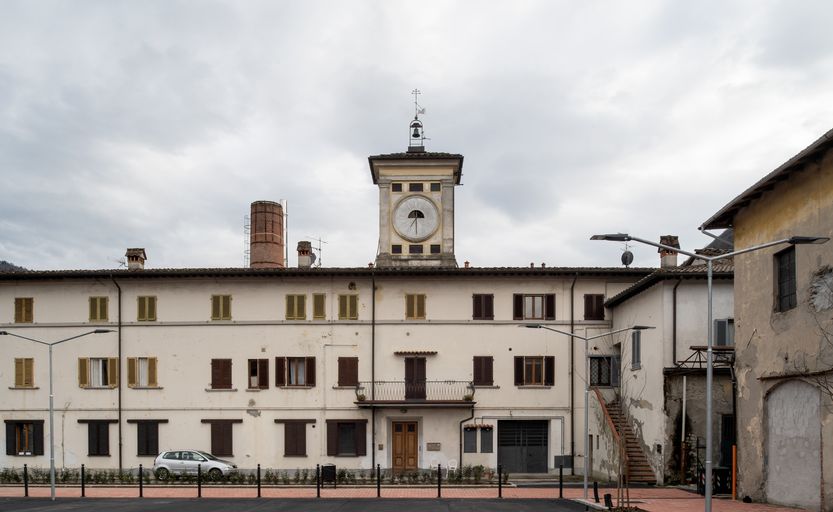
[732,148,833,509]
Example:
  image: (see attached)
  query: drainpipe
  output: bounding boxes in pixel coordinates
[110,275,123,474]
[569,273,578,475]
[672,279,682,365]
[458,406,475,465]
[371,271,376,468]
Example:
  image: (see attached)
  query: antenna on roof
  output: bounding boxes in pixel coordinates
[242,215,251,267]
[307,236,328,268]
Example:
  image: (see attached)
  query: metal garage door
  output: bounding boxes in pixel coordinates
[498,420,548,473]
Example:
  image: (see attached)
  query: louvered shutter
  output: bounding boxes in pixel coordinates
[25,299,33,322]
[298,295,306,319]
[545,294,556,320]
[258,359,269,389]
[305,357,316,386]
[584,295,593,320]
[484,356,493,385]
[355,421,367,456]
[514,356,523,385]
[484,294,494,320]
[23,359,33,387]
[339,295,347,319]
[349,295,358,319]
[417,295,425,318]
[211,360,221,388]
[101,298,108,321]
[223,295,231,319]
[14,298,23,323]
[275,357,286,387]
[137,422,148,455]
[32,422,44,455]
[473,357,483,385]
[285,296,294,319]
[544,356,555,386]
[405,294,414,318]
[473,295,482,320]
[89,298,97,321]
[513,294,523,320]
[148,358,158,387]
[108,358,119,387]
[127,358,137,387]
[14,359,24,387]
[211,423,222,455]
[349,358,359,386]
[6,423,14,455]
[78,358,88,388]
[313,294,325,319]
[88,423,96,455]
[211,296,221,319]
[327,422,337,456]
[148,297,157,321]
[148,422,159,455]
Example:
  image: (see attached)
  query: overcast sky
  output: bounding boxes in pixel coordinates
[2,1,832,271]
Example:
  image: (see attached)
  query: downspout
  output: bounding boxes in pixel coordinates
[110,275,123,474]
[672,279,682,365]
[569,273,578,475]
[371,270,376,468]
[458,406,474,465]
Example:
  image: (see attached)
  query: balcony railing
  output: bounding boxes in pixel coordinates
[355,380,475,404]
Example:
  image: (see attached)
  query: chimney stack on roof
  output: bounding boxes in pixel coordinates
[297,241,315,268]
[658,235,680,268]
[250,201,285,269]
[125,248,147,270]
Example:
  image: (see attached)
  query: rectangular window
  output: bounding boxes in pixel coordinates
[78,357,118,388]
[472,294,494,320]
[285,294,306,320]
[5,421,44,456]
[86,421,110,456]
[248,359,269,389]
[430,244,441,254]
[480,427,494,453]
[463,428,477,453]
[326,420,367,457]
[408,183,424,192]
[775,247,797,312]
[584,294,605,321]
[590,356,620,387]
[391,244,403,254]
[391,183,402,192]
[137,296,157,321]
[14,298,33,323]
[430,182,441,192]
[714,319,735,346]
[127,357,158,388]
[284,422,307,457]
[338,357,359,387]
[14,358,34,388]
[207,421,236,456]
[513,294,555,320]
[632,331,642,369]
[472,356,494,386]
[210,359,233,389]
[211,295,232,320]
[338,295,359,320]
[275,357,316,387]
[136,422,160,457]
[409,244,423,254]
[89,297,109,322]
[313,294,326,320]
[514,356,555,386]
[405,294,426,319]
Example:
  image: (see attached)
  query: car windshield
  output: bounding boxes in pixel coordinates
[196,451,218,461]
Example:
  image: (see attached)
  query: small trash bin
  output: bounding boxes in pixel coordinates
[321,464,337,488]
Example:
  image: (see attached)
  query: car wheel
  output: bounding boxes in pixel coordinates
[208,468,223,481]
[155,467,170,481]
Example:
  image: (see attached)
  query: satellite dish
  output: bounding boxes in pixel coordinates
[310,252,317,265]
[621,250,634,267]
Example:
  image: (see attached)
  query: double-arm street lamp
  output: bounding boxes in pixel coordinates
[523,323,655,501]
[590,233,829,512]
[0,329,113,500]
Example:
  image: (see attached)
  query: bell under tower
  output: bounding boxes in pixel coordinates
[369,97,463,268]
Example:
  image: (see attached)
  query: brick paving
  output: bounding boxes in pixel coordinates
[0,485,809,511]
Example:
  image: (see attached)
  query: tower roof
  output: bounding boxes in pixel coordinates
[368,152,464,184]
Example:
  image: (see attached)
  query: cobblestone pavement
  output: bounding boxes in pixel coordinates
[0,485,809,511]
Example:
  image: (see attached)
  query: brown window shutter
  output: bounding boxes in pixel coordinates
[211,296,221,319]
[485,294,494,320]
[148,297,157,321]
[108,358,119,387]
[211,359,221,388]
[305,357,316,386]
[258,359,269,389]
[473,357,483,385]
[485,356,493,385]
[284,423,296,456]
[285,422,306,456]
[222,360,232,389]
[89,298,97,321]
[14,359,24,387]
[101,298,109,321]
[338,357,358,387]
[223,295,231,319]
[224,422,233,456]
[355,421,367,456]
[275,357,286,387]
[327,422,337,456]
[137,423,148,455]
[211,423,222,455]
[349,358,359,386]
[514,356,523,386]
[405,294,414,318]
[33,422,44,455]
[127,358,137,388]
[137,297,144,320]
[544,356,555,386]
[584,295,593,320]
[545,294,556,320]
[513,294,523,320]
[285,296,294,319]
[473,295,482,320]
[417,295,425,318]
[338,295,347,319]
[78,358,89,388]
[26,298,33,322]
[148,358,158,387]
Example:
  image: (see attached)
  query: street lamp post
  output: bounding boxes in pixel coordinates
[522,323,654,501]
[0,329,113,500]
[590,233,829,512]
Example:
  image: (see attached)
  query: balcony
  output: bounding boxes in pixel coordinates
[354,380,475,408]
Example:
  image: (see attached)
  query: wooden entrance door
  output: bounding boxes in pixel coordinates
[404,357,426,399]
[392,421,418,472]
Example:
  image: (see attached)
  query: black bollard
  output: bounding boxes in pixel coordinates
[437,464,442,498]
[376,464,381,498]
[316,464,320,498]
[257,464,261,498]
[139,464,143,498]
[593,480,599,503]
[559,464,563,499]
[197,464,202,498]
[604,493,613,509]
[23,464,28,497]
[497,465,502,498]
[81,464,86,497]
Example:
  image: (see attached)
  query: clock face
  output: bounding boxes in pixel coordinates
[393,195,440,242]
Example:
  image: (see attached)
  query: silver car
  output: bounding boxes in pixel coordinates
[152,450,238,480]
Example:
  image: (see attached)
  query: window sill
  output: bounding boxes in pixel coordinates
[284,455,308,458]
[204,388,238,392]
[333,454,360,457]
[631,364,642,371]
[9,386,39,390]
[83,386,118,390]
[87,454,112,457]
[332,386,358,390]
[278,386,315,389]
[516,385,552,389]
[130,386,163,390]
[246,388,269,392]
[473,385,500,389]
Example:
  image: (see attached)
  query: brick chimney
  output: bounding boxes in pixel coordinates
[125,248,147,270]
[297,241,315,268]
[250,201,285,268]
[658,235,680,268]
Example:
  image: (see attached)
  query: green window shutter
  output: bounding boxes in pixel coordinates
[211,296,221,320]
[148,357,158,387]
[349,295,358,319]
[14,298,23,323]
[89,298,97,321]
[417,295,425,319]
[406,295,414,319]
[127,358,137,388]
[14,359,23,387]
[101,297,109,321]
[147,297,156,321]
[137,297,145,321]
[298,295,306,320]
[285,295,294,319]
[338,295,347,319]
[313,294,326,319]
[78,358,89,388]
[223,295,231,319]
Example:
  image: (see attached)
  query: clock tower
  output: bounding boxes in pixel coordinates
[369,115,463,268]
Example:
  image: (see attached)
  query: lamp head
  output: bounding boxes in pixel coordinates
[522,324,542,329]
[590,233,631,242]
[788,236,830,245]
[0,331,7,335]
[93,329,114,334]
[632,325,655,330]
